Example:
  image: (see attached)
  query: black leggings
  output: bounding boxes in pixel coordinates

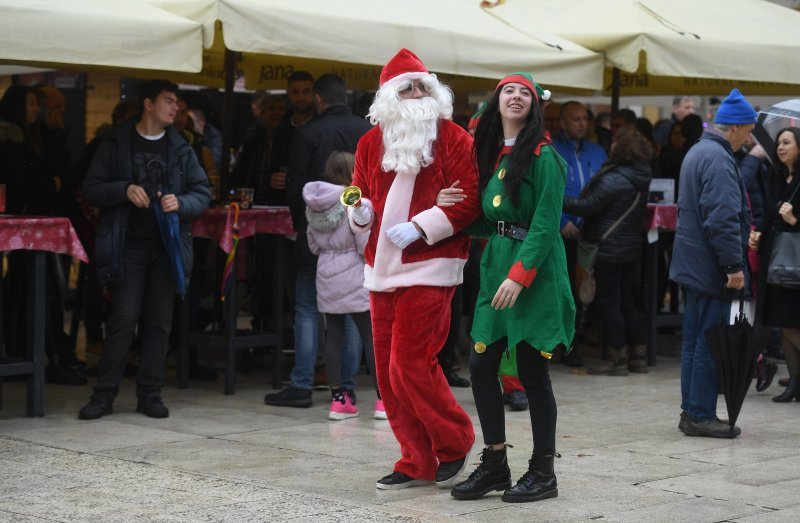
[470,339,557,454]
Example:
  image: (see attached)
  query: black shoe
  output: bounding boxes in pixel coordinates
[376,471,432,490]
[264,386,312,408]
[45,365,88,386]
[136,396,170,418]
[435,453,470,488]
[502,453,559,503]
[78,395,112,420]
[678,411,688,433]
[445,370,471,388]
[756,360,778,392]
[506,390,528,411]
[772,377,800,402]
[451,446,512,500]
[561,348,583,368]
[681,416,740,438]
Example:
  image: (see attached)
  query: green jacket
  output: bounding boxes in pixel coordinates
[469,145,575,354]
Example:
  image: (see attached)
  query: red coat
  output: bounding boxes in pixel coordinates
[350,120,481,291]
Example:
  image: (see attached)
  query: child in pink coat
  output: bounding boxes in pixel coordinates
[303,151,383,420]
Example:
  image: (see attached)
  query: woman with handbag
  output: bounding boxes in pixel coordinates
[440,73,574,503]
[562,126,653,376]
[749,127,800,402]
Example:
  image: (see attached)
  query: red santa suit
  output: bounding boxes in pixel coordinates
[350,111,481,481]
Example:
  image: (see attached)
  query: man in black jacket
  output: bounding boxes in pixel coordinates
[265,74,372,407]
[78,79,210,420]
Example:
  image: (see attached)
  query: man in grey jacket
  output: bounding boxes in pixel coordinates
[669,89,756,439]
[78,79,210,420]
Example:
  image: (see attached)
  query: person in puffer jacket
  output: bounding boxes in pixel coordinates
[303,151,383,421]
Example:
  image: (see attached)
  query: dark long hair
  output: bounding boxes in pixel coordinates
[772,127,800,178]
[473,89,547,205]
[0,85,35,129]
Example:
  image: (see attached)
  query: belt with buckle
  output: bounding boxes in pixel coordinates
[496,221,528,241]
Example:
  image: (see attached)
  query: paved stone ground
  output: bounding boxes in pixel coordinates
[1,332,799,522]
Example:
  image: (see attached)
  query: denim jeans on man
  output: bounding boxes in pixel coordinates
[681,288,730,421]
[97,247,176,400]
[290,267,361,390]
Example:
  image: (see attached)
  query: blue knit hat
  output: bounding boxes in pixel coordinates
[714,88,757,125]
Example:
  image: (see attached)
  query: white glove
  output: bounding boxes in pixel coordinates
[386,222,422,249]
[350,204,371,226]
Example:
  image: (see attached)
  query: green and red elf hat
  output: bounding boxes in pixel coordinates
[468,100,488,133]
[495,72,551,102]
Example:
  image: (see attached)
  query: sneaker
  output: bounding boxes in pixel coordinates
[506,390,529,411]
[682,416,740,438]
[329,390,359,420]
[344,388,357,405]
[678,411,688,433]
[756,360,778,392]
[374,399,388,420]
[264,386,312,408]
[376,471,433,490]
[136,396,170,418]
[435,452,470,488]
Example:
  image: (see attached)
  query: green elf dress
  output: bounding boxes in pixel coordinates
[469,141,575,357]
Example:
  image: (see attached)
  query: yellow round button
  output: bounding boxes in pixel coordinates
[497,168,506,180]
[474,342,487,354]
[492,195,502,207]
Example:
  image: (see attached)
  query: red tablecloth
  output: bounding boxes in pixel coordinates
[646,203,677,231]
[192,206,294,253]
[0,215,88,262]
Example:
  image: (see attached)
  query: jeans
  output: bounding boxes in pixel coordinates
[97,247,176,399]
[326,312,374,391]
[680,288,730,421]
[290,267,361,390]
[339,315,363,390]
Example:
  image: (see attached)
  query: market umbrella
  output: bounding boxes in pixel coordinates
[704,299,766,438]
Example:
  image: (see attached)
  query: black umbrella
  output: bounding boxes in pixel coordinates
[705,298,767,438]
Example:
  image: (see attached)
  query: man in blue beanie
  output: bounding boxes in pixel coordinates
[669,88,756,438]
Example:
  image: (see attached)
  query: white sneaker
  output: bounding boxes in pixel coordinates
[373,399,388,420]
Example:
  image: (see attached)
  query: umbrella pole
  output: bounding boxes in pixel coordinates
[220,48,237,197]
[611,67,620,114]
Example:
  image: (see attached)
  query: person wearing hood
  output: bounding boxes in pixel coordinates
[562,126,653,376]
[303,151,382,421]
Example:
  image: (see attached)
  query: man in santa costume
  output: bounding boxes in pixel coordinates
[348,49,481,490]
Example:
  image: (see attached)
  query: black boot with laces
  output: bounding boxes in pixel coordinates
[451,445,511,500]
[502,452,559,503]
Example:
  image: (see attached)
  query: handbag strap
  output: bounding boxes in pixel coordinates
[599,190,642,242]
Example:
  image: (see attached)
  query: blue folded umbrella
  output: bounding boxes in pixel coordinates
[153,203,187,299]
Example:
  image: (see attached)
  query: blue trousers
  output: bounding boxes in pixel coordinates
[680,288,730,421]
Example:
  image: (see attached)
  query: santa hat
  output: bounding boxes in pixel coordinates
[380,48,430,87]
[496,72,551,102]
[714,88,757,125]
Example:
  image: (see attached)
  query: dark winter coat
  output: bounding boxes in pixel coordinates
[755,171,800,328]
[563,161,651,264]
[736,151,769,227]
[0,119,61,215]
[669,130,751,299]
[285,104,371,269]
[83,121,210,285]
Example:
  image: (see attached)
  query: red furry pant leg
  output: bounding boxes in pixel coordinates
[370,286,475,481]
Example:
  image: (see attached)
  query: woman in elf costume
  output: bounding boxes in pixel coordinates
[444,73,575,503]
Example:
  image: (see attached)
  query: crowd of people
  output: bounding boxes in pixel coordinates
[1,46,798,504]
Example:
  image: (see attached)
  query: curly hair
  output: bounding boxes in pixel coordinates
[609,126,654,164]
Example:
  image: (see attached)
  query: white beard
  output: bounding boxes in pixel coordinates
[377,97,441,173]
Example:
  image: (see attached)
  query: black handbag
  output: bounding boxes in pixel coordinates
[766,183,800,289]
[766,231,800,289]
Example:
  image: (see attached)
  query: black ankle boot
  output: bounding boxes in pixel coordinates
[772,377,800,402]
[502,452,559,503]
[451,445,512,500]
